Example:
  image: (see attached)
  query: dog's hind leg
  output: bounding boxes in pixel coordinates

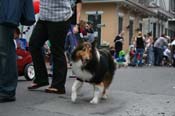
[71,79,83,102]
[90,83,104,104]
[102,89,108,99]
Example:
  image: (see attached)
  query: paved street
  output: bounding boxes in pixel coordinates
[0,67,175,116]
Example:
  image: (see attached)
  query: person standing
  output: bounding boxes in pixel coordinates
[66,0,83,78]
[65,0,82,64]
[0,0,35,103]
[154,34,168,66]
[171,37,175,67]
[114,31,124,59]
[132,31,145,66]
[145,32,154,66]
[28,0,72,94]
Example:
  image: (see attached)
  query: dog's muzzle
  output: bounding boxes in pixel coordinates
[81,58,90,66]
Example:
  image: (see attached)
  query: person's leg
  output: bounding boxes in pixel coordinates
[115,50,120,59]
[0,25,17,102]
[138,48,144,66]
[154,47,158,66]
[157,48,163,66]
[173,57,175,67]
[133,49,139,65]
[147,46,153,65]
[159,48,164,66]
[48,20,70,91]
[149,46,154,65]
[173,46,175,67]
[28,20,49,86]
[146,48,150,65]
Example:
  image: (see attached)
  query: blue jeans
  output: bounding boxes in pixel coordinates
[0,25,18,97]
[133,48,144,65]
[147,46,154,65]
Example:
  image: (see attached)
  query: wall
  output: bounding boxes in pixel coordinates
[81,3,117,46]
[81,2,143,51]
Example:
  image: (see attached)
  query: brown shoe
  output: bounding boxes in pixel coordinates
[45,87,65,94]
[28,83,49,90]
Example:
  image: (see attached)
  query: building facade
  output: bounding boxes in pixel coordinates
[81,0,175,50]
[168,0,175,38]
[141,0,175,39]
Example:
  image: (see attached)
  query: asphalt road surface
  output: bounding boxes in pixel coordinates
[0,67,175,116]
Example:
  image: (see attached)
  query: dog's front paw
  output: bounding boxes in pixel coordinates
[90,98,99,104]
[71,92,77,102]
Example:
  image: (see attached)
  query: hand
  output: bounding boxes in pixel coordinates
[73,25,79,34]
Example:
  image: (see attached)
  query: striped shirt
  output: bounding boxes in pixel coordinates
[39,0,73,22]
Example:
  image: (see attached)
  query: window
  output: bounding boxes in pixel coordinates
[139,23,142,31]
[118,16,123,34]
[129,20,133,45]
[171,0,175,12]
[165,28,168,35]
[88,14,101,46]
[153,23,156,38]
[161,24,164,35]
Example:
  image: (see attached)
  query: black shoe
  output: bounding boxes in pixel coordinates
[0,96,16,103]
[69,75,77,78]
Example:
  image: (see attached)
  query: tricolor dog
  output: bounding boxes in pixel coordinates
[71,42,116,104]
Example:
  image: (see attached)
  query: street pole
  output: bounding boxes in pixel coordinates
[94,11,100,48]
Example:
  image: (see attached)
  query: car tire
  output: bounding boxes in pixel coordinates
[24,63,35,81]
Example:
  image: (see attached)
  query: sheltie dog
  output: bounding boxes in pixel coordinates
[71,41,116,104]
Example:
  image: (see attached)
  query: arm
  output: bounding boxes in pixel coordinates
[76,2,82,25]
[73,2,82,33]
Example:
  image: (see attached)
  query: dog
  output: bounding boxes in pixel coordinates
[71,41,116,104]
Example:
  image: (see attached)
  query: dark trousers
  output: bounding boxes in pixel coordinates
[154,47,163,66]
[172,46,175,67]
[0,25,18,97]
[29,20,70,90]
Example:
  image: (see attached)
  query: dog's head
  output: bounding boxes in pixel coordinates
[71,41,96,65]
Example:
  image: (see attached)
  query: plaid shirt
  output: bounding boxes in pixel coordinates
[39,0,72,22]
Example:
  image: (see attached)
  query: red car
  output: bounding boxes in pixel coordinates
[16,49,35,81]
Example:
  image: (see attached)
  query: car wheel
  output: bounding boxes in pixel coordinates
[24,63,35,81]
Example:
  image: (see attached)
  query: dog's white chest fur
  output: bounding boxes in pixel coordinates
[72,60,93,81]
